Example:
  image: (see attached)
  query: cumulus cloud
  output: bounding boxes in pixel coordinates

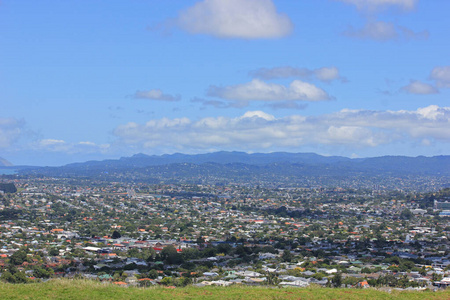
[133,89,180,102]
[338,0,427,42]
[344,21,428,41]
[0,118,26,148]
[250,66,345,82]
[430,66,450,88]
[402,66,450,95]
[176,0,293,39]
[401,80,439,95]
[113,105,450,153]
[336,0,417,11]
[207,79,331,103]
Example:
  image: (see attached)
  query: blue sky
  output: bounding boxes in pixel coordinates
[1,0,449,166]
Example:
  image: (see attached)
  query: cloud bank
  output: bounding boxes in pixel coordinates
[113,105,450,152]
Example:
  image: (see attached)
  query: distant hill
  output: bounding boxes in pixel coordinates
[61,151,352,169]
[20,152,450,179]
[343,155,450,175]
[0,157,13,167]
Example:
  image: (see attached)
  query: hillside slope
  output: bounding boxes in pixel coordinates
[0,157,13,167]
[0,279,449,300]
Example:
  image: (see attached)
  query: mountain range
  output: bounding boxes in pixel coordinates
[20,151,450,177]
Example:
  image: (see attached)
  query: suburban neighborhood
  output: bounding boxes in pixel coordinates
[0,176,449,290]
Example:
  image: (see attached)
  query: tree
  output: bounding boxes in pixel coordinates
[331,272,342,288]
[49,248,59,257]
[400,209,413,220]
[112,230,121,239]
[160,245,183,265]
[127,248,139,258]
[13,272,29,283]
[0,183,17,193]
[282,249,293,262]
[196,236,205,246]
[34,267,53,279]
[432,273,443,282]
[0,271,16,283]
[266,271,280,286]
[9,248,27,265]
[143,247,157,262]
[377,274,398,287]
[160,276,173,286]
[177,276,192,287]
[148,269,158,279]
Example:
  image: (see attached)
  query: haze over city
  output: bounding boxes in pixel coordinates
[1,0,449,166]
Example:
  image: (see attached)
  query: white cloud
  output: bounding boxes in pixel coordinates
[240,111,276,121]
[250,66,344,82]
[39,139,65,147]
[113,105,450,152]
[0,118,25,148]
[430,66,450,88]
[338,0,427,42]
[79,141,96,146]
[401,80,439,95]
[326,126,377,146]
[134,89,180,101]
[176,0,293,39]
[337,0,417,11]
[207,79,331,103]
[402,66,450,95]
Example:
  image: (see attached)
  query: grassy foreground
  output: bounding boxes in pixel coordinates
[0,279,449,300]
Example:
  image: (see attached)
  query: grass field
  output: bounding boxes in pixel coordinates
[1,279,449,300]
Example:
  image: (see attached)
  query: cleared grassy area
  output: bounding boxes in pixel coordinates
[0,279,449,300]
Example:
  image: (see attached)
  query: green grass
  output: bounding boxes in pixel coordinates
[0,279,449,300]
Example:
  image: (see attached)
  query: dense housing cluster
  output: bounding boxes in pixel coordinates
[0,176,449,289]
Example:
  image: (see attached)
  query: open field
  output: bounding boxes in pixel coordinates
[1,280,449,300]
